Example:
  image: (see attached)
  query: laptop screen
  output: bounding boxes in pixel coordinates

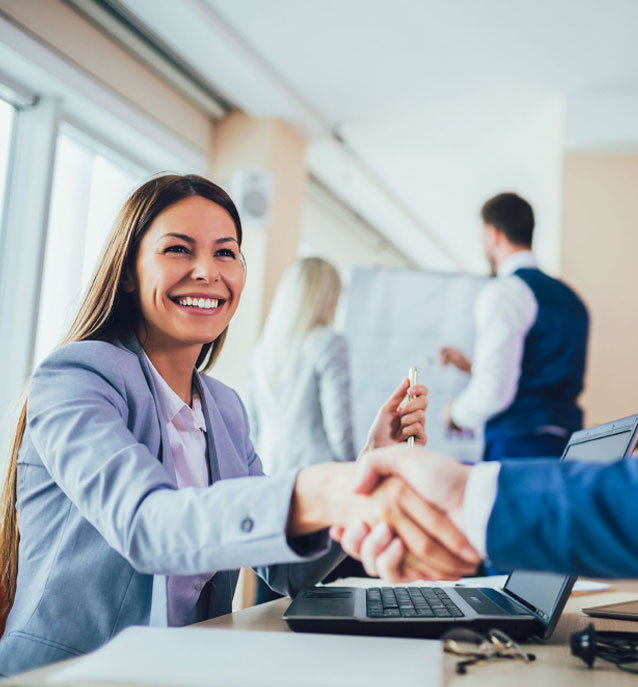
[503,419,638,621]
[563,430,633,462]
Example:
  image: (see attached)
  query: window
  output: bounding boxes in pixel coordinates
[34,127,149,364]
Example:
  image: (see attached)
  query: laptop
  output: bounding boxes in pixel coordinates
[284,414,638,640]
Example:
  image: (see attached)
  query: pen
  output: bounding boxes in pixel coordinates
[407,366,417,447]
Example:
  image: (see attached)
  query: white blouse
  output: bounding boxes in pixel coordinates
[144,353,215,626]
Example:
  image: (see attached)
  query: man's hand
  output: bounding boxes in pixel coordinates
[361,378,428,454]
[439,346,472,374]
[331,445,480,582]
[443,400,464,433]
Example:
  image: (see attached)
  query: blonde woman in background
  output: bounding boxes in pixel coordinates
[247,258,354,475]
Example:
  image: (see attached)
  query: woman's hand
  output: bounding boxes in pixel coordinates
[332,520,473,583]
[361,378,428,454]
[333,521,419,582]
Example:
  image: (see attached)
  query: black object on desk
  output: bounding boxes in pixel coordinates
[571,623,638,673]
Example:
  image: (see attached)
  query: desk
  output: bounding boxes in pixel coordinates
[195,581,638,686]
[3,581,638,686]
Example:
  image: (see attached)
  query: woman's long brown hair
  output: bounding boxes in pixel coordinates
[0,174,243,634]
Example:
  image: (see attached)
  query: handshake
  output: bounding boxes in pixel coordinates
[329,447,482,582]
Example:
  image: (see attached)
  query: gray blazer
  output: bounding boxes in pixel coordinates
[0,337,343,676]
[246,328,356,474]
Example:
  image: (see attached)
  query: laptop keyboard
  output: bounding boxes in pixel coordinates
[366,587,465,619]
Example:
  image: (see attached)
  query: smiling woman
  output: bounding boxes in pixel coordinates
[122,195,246,402]
[0,174,457,678]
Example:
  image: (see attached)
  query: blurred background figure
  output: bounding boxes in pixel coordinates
[247,257,364,602]
[248,257,353,472]
[440,193,589,462]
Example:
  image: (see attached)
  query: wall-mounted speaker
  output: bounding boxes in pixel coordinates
[230,168,274,229]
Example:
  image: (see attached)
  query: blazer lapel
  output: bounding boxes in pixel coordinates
[120,335,177,627]
[122,335,177,484]
[194,373,235,618]
[121,346,239,622]
[193,374,222,484]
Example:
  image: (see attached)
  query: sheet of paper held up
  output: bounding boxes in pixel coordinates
[48,626,442,687]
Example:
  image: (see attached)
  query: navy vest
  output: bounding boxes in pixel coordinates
[484,268,589,442]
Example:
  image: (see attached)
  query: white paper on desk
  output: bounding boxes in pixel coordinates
[335,574,509,589]
[573,580,611,593]
[48,626,442,687]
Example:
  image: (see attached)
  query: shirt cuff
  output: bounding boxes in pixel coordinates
[450,394,486,430]
[462,462,501,558]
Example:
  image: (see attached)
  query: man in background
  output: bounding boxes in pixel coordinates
[440,192,589,461]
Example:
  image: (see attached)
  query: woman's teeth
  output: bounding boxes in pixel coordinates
[177,297,219,309]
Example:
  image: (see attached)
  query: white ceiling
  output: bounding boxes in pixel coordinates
[204,0,638,114]
[118,0,638,273]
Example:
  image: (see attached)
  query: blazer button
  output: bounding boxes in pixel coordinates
[240,517,254,533]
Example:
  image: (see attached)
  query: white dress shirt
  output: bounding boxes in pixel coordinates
[144,354,215,626]
[451,251,538,430]
[462,462,501,557]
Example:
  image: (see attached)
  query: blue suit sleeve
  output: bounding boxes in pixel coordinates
[487,458,638,577]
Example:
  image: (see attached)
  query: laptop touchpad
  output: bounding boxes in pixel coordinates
[297,588,356,616]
